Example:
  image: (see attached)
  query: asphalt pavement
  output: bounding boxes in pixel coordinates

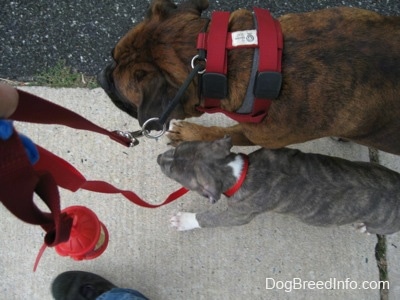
[1,0,399,81]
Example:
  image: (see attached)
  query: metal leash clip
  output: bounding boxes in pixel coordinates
[115,118,167,147]
[114,130,142,147]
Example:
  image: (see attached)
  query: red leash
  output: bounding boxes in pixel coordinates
[8,89,189,208]
[34,144,189,208]
[0,89,188,270]
[10,90,133,147]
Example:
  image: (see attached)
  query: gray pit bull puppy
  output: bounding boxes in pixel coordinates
[157,136,400,234]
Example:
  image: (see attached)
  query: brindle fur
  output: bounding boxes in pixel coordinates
[157,137,400,234]
[98,0,400,154]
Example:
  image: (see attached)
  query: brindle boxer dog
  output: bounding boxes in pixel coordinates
[98,0,400,155]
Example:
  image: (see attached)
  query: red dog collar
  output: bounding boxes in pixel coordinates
[224,154,249,197]
[196,8,283,123]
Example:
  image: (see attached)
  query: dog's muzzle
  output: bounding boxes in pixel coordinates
[97,64,114,95]
[157,150,175,176]
[97,64,138,119]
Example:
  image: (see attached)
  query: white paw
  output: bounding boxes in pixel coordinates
[153,119,180,145]
[165,119,184,146]
[158,131,171,145]
[170,212,200,231]
[168,119,182,132]
[354,222,370,235]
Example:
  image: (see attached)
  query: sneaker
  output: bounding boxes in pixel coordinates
[51,270,117,300]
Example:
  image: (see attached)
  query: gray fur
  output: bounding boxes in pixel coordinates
[157,137,400,234]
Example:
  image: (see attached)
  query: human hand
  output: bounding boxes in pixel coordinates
[0,83,39,164]
[0,83,19,118]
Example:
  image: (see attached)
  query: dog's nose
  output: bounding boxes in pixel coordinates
[97,62,117,89]
[97,67,110,90]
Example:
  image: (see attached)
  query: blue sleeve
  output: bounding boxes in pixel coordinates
[0,119,39,164]
[0,120,14,140]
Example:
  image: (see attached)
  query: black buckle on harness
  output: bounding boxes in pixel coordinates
[202,73,228,99]
[254,71,282,99]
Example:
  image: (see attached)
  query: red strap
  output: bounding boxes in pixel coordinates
[7,90,189,207]
[0,128,73,247]
[254,8,281,72]
[10,90,132,147]
[197,32,260,50]
[197,8,282,123]
[1,90,189,254]
[35,145,189,208]
[223,154,249,197]
[205,11,230,74]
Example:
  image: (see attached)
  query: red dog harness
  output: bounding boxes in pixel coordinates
[196,8,283,123]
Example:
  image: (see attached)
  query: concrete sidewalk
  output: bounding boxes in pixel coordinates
[1,87,399,299]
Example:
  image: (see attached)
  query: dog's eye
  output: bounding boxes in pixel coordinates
[134,70,147,82]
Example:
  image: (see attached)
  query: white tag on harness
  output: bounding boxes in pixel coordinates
[231,30,258,47]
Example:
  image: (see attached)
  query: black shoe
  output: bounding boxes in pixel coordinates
[51,270,117,300]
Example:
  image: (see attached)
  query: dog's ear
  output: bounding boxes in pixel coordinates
[194,164,222,203]
[210,136,233,157]
[179,0,209,15]
[147,0,177,20]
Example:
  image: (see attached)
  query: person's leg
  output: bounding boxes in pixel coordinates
[96,288,149,300]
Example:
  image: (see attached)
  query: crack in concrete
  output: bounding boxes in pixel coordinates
[375,234,388,300]
[369,148,389,300]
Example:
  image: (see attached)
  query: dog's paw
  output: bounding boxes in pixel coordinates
[330,137,350,143]
[353,222,370,235]
[170,212,200,231]
[166,120,207,146]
